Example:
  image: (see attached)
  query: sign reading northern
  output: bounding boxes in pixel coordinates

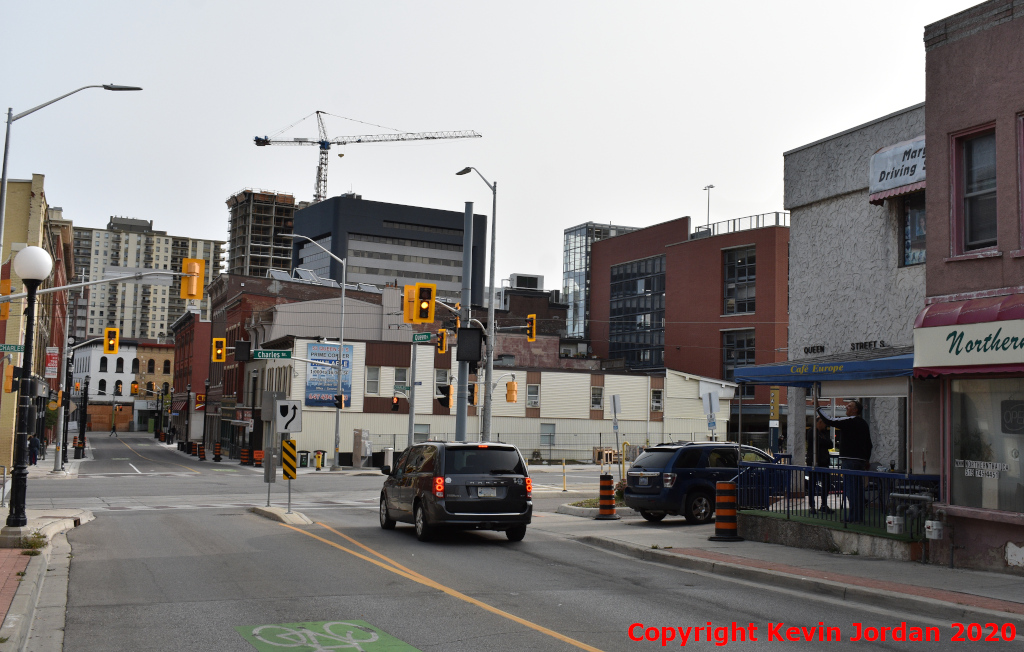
[914,319,1024,368]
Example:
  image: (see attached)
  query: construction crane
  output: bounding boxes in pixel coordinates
[255,111,482,203]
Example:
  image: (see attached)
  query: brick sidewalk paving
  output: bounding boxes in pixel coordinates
[0,549,30,622]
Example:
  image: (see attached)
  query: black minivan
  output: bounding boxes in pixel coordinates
[380,441,533,542]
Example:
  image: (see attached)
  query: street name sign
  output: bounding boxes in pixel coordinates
[254,349,292,359]
[394,384,411,392]
[412,333,432,343]
[0,344,24,353]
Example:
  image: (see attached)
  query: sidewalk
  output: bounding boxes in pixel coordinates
[531,506,1024,625]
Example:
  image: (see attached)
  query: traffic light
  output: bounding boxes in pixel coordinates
[525,314,537,342]
[455,303,461,330]
[436,385,453,409]
[436,329,448,354]
[57,390,63,406]
[130,381,139,396]
[334,394,345,409]
[391,396,400,411]
[75,381,81,392]
[0,279,9,321]
[403,285,417,324]
[103,328,119,354]
[413,283,436,323]
[3,366,13,393]
[117,405,123,412]
[211,338,226,363]
[468,383,479,406]
[506,381,518,403]
[179,258,206,301]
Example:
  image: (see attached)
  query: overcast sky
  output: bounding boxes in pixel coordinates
[2,1,975,290]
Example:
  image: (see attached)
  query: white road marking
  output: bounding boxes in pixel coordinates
[129,463,142,474]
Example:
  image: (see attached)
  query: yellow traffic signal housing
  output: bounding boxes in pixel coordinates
[454,303,461,330]
[0,279,10,321]
[180,258,206,301]
[130,382,139,396]
[57,390,63,406]
[445,385,454,409]
[3,366,13,393]
[436,329,448,354]
[413,283,436,323]
[469,383,479,406]
[506,381,518,403]
[103,328,119,354]
[526,314,537,342]
[75,381,81,392]
[403,285,417,324]
[211,337,226,363]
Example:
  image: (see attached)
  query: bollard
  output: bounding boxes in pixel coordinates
[198,444,207,461]
[595,473,621,520]
[708,481,744,542]
[315,451,322,471]
[562,459,567,492]
[240,448,250,465]
[213,442,222,462]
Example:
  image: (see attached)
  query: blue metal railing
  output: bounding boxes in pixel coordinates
[737,461,940,539]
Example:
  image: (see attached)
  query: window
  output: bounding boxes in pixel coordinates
[413,424,430,444]
[435,369,448,395]
[366,367,380,395]
[147,359,155,374]
[608,254,665,368]
[394,368,408,384]
[723,329,755,397]
[527,384,540,408]
[147,381,154,393]
[902,192,927,266]
[115,358,124,374]
[99,357,108,372]
[98,379,106,393]
[707,448,738,468]
[540,423,555,446]
[114,380,123,396]
[131,358,139,374]
[163,360,171,374]
[724,246,756,314]
[959,130,997,251]
[590,386,603,410]
[651,389,664,412]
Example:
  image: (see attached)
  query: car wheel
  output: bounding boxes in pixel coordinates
[379,495,396,530]
[639,510,666,523]
[414,503,433,542]
[505,524,527,542]
[683,491,715,524]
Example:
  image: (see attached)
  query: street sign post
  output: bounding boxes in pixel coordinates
[253,349,292,360]
[412,332,432,343]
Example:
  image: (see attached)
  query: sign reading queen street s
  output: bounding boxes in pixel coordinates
[914,319,1024,368]
[304,343,353,407]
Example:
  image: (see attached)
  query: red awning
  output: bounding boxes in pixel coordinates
[914,293,1024,328]
[868,180,926,206]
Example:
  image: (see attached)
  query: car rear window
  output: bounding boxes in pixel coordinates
[444,447,525,475]
[632,450,676,469]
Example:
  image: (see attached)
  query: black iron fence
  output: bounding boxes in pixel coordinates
[737,461,940,539]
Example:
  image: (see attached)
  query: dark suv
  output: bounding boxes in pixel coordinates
[623,442,774,524]
[380,441,533,542]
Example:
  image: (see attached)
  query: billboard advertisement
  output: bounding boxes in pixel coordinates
[304,343,353,407]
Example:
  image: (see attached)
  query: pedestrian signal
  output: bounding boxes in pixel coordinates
[525,314,537,342]
[103,328,119,354]
[179,258,206,301]
[506,381,518,403]
[211,337,226,363]
[437,385,453,409]
[333,394,345,409]
[391,396,400,411]
[468,383,479,406]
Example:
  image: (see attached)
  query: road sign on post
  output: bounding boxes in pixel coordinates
[253,349,292,360]
[275,400,302,433]
[412,332,431,343]
[282,439,297,480]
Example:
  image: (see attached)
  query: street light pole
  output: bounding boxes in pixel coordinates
[282,233,346,469]
[456,167,497,442]
[0,85,142,260]
[703,184,715,228]
[5,246,53,529]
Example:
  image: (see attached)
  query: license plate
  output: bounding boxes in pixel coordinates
[638,477,649,486]
[478,487,497,498]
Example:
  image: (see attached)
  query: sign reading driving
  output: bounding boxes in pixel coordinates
[253,349,292,359]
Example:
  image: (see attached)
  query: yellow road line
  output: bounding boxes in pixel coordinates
[115,439,200,474]
[280,523,606,652]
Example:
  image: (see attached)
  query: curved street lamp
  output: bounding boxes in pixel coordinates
[6,246,53,528]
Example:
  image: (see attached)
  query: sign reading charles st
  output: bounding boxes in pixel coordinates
[914,319,1024,368]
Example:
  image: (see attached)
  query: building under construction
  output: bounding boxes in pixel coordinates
[226,189,304,278]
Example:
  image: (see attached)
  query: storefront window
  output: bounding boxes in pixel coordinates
[902,192,926,266]
[950,378,1024,513]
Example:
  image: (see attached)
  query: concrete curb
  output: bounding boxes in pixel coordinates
[556,504,637,518]
[249,506,313,525]
[573,535,1024,627]
[0,544,51,651]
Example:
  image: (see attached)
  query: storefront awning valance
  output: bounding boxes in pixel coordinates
[868,180,926,206]
[914,293,1024,376]
[171,399,186,411]
[733,346,915,388]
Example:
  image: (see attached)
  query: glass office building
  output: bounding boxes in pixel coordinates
[563,222,638,340]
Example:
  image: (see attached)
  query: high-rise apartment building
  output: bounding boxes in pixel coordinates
[226,189,302,278]
[69,217,223,339]
[562,221,638,342]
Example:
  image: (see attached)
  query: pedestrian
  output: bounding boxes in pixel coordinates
[817,400,872,522]
[110,422,118,437]
[805,417,833,514]
[28,435,40,466]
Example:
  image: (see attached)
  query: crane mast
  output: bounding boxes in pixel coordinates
[255,111,482,203]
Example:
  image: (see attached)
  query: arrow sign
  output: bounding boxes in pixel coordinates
[274,399,303,433]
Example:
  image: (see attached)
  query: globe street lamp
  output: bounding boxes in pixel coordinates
[456,167,497,441]
[5,246,53,528]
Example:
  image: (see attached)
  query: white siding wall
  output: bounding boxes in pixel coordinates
[539,372,590,419]
[603,375,647,420]
[414,345,434,414]
[491,375,526,417]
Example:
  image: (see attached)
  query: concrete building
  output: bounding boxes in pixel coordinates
[292,193,487,304]
[71,338,138,433]
[562,221,639,346]
[225,189,298,278]
[68,217,224,340]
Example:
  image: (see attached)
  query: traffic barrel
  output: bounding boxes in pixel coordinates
[72,436,78,448]
[198,444,207,461]
[213,442,222,462]
[159,432,165,442]
[595,473,621,520]
[708,481,744,542]
[240,448,250,465]
[190,442,197,456]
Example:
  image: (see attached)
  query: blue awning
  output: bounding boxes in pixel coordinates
[733,347,915,387]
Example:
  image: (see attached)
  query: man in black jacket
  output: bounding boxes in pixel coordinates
[805,417,833,513]
[817,400,872,521]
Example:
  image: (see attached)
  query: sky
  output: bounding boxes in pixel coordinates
[1,0,977,291]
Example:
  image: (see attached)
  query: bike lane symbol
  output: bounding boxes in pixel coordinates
[236,620,421,652]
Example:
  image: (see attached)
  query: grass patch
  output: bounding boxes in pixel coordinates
[570,497,626,508]
[21,532,46,550]
[21,550,40,556]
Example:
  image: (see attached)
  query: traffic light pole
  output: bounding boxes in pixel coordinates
[455,202,473,442]
[408,343,416,447]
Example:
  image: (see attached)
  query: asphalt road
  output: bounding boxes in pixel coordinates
[29,435,1018,651]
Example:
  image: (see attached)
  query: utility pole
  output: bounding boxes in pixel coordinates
[407,344,416,447]
[455,202,473,441]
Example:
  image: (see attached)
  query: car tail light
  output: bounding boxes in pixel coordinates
[662,472,677,488]
[525,477,532,497]
[434,476,445,498]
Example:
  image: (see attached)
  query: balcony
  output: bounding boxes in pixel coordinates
[690,211,790,240]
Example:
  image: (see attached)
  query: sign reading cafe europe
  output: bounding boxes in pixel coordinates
[914,319,1024,368]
